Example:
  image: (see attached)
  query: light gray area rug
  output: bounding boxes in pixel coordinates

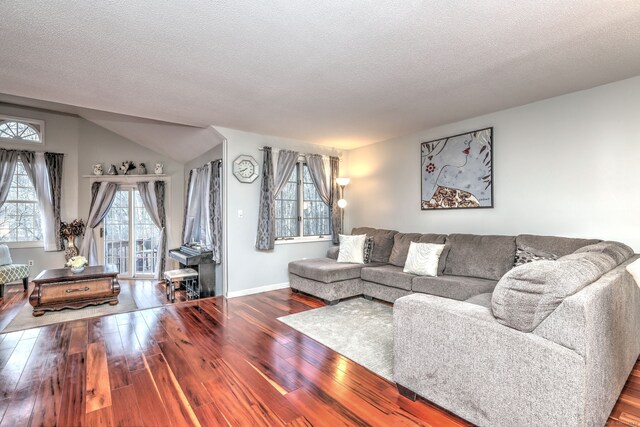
[278,297,394,381]
[1,286,141,333]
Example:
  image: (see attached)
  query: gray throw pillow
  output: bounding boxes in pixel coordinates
[513,245,558,267]
[492,255,606,332]
[363,236,375,264]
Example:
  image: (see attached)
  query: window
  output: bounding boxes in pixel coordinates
[275,162,331,240]
[0,159,42,243]
[0,115,44,144]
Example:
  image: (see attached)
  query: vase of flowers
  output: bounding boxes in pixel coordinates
[60,219,86,261]
[67,256,88,273]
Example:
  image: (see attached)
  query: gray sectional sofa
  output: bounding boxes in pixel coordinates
[287,227,640,427]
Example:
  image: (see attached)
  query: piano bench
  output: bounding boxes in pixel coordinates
[163,268,199,302]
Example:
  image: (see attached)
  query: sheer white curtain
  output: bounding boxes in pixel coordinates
[183,163,213,248]
[137,181,166,279]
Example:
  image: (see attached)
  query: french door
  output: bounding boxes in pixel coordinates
[101,188,160,278]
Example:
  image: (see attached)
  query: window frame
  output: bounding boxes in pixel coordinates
[274,160,332,245]
[0,158,44,248]
[0,114,45,145]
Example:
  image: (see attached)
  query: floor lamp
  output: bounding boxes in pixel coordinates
[336,177,350,233]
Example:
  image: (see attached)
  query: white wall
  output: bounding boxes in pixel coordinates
[217,127,342,295]
[345,76,640,250]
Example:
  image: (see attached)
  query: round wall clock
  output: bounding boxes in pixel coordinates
[233,155,259,183]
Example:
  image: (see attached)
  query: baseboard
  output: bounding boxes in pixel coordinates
[226,282,290,298]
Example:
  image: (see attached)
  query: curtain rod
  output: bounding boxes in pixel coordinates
[0,147,65,156]
[258,146,341,158]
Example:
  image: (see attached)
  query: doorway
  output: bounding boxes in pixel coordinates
[101,187,161,278]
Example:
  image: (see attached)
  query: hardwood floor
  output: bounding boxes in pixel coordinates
[0,286,639,426]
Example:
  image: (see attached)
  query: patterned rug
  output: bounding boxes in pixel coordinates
[278,297,394,381]
[1,286,143,333]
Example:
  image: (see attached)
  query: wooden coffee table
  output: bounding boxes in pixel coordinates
[29,265,120,317]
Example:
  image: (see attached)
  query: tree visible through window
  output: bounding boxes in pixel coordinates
[0,117,43,144]
[275,162,331,239]
[0,160,42,243]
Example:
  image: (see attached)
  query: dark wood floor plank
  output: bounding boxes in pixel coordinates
[130,368,172,427]
[28,352,68,427]
[110,385,144,427]
[57,352,86,426]
[145,353,201,427]
[85,342,111,414]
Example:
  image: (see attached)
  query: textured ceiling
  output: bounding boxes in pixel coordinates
[1,1,640,150]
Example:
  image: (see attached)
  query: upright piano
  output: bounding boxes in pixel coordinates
[168,245,217,297]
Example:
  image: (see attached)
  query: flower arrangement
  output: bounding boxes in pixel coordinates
[66,255,88,268]
[60,219,85,240]
[66,255,88,273]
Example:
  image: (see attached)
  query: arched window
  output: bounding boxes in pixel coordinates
[0,116,44,144]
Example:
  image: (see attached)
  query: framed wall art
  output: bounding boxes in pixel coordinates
[421,127,493,210]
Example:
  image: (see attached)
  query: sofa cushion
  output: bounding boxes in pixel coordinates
[411,275,498,301]
[465,292,493,308]
[0,245,13,266]
[351,227,398,263]
[443,234,516,280]
[388,233,447,267]
[573,241,634,265]
[289,258,374,284]
[491,253,612,332]
[361,265,415,291]
[516,234,601,257]
[326,246,339,260]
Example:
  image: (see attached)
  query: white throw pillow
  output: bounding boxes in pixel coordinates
[403,242,446,276]
[337,234,367,264]
[626,258,640,289]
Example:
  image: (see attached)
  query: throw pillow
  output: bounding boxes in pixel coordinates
[0,245,12,266]
[627,258,640,289]
[363,236,375,264]
[337,234,367,264]
[403,242,446,276]
[513,244,558,267]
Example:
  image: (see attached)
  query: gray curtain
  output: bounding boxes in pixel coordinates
[305,154,330,205]
[45,152,64,250]
[0,149,19,209]
[211,160,222,264]
[274,150,300,197]
[137,181,166,280]
[256,147,275,250]
[81,182,118,266]
[183,162,213,248]
[330,156,342,243]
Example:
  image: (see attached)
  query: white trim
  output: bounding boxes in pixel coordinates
[275,236,332,245]
[0,114,45,145]
[226,282,289,298]
[83,174,169,183]
[3,241,43,249]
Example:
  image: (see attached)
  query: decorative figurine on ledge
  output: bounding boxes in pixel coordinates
[60,219,86,262]
[155,163,164,175]
[107,164,118,175]
[138,162,147,175]
[120,161,136,175]
[93,164,103,175]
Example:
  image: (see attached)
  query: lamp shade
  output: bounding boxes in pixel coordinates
[337,198,348,208]
[336,177,351,187]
